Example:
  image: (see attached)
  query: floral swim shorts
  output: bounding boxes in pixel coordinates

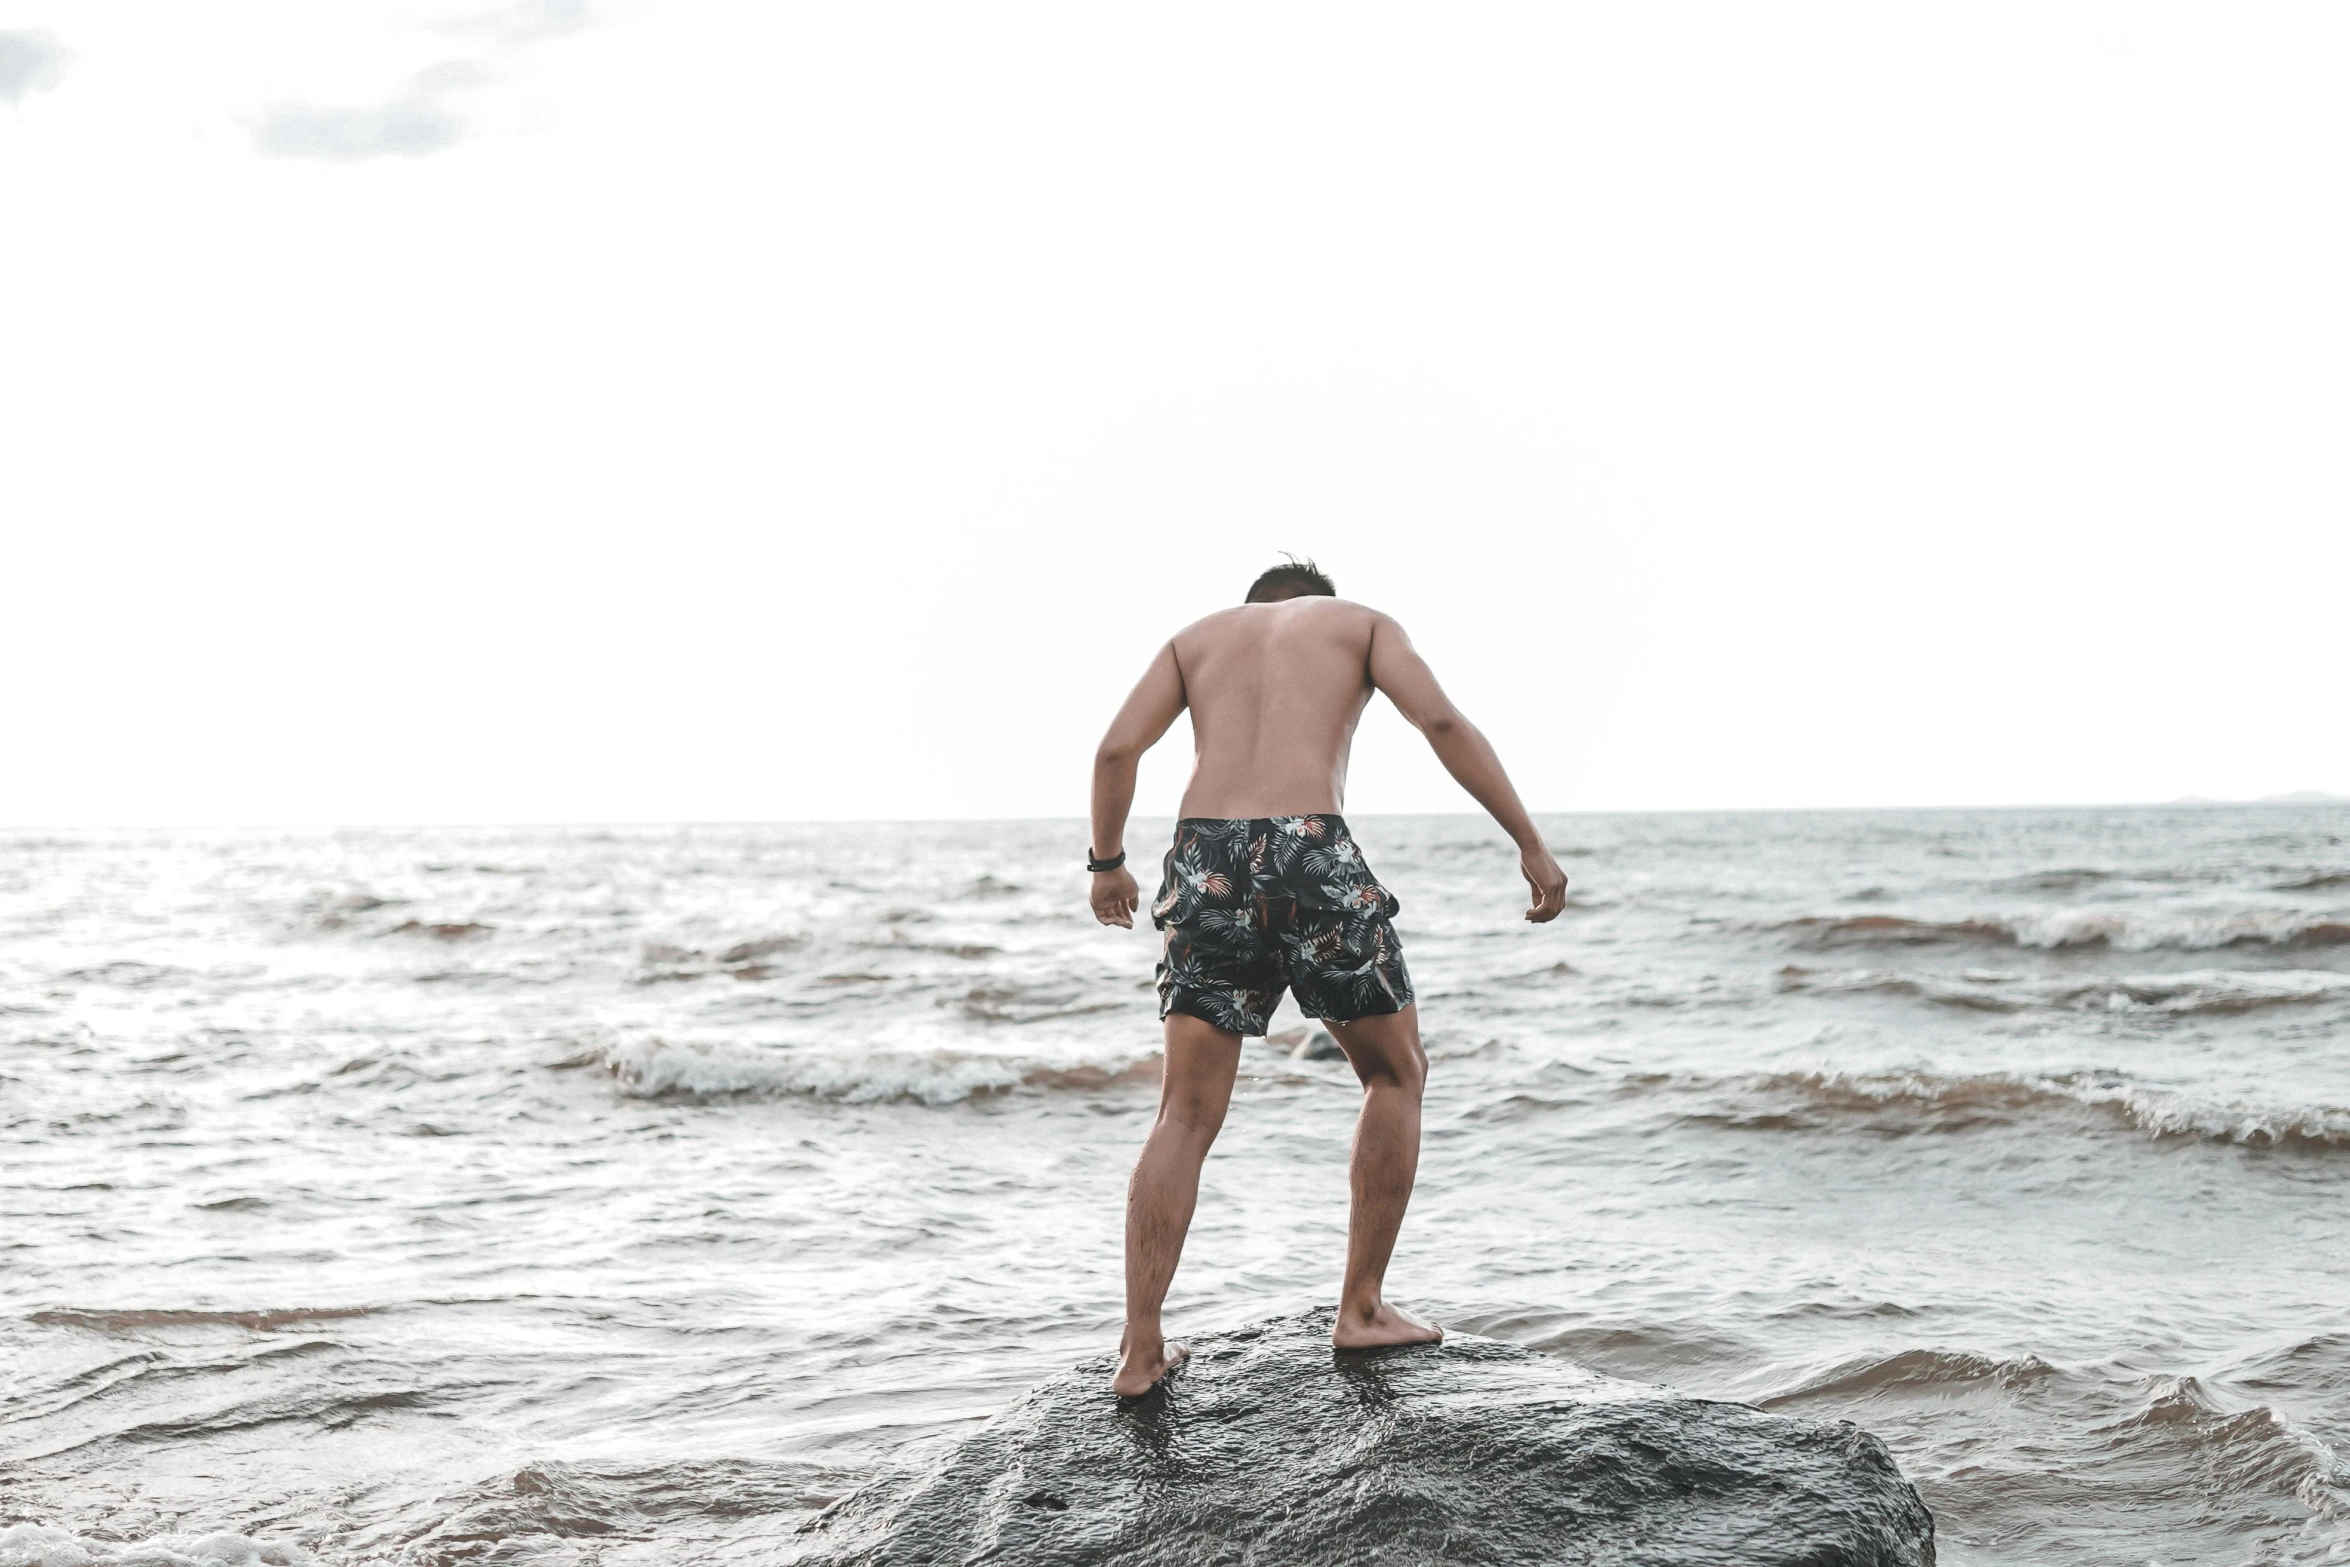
[1151,814,1414,1036]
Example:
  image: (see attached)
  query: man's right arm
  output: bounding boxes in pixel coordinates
[1367,615,1569,923]
[1088,641,1188,928]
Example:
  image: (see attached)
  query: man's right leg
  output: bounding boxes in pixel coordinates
[1324,1003,1444,1350]
[1113,1011,1242,1396]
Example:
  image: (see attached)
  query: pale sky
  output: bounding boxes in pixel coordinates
[5,3,2345,826]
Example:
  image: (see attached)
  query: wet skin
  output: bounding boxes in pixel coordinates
[1090,593,1567,1395]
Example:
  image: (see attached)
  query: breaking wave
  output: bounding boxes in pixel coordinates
[0,1523,313,1566]
[592,1038,1158,1105]
[1777,965,2350,1016]
[1781,911,2350,951]
[29,1306,377,1333]
[2120,1379,2350,1516]
[1658,1068,2350,1148]
[377,1458,853,1556]
[1756,1354,2350,1520]
[1759,1346,2063,1404]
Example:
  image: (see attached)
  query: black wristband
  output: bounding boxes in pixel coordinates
[1087,849,1127,873]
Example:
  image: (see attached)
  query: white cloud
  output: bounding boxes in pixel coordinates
[445,0,591,45]
[0,26,69,105]
[252,59,478,159]
[246,1,589,160]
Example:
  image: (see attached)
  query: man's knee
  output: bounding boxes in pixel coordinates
[1156,1092,1229,1142]
[1349,1036,1426,1095]
[1385,1046,1428,1095]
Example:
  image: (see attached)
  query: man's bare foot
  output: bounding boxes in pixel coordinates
[1111,1338,1188,1397]
[1332,1301,1444,1352]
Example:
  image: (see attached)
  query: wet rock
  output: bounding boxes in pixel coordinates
[720,935,803,965]
[1293,1028,1345,1061]
[390,920,493,941]
[793,1311,1934,1567]
[1267,1026,1346,1062]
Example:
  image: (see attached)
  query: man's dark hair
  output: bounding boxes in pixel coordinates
[1244,557,1337,603]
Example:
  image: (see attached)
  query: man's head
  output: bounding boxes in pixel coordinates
[1244,557,1336,604]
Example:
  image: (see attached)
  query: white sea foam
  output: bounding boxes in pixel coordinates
[2004,909,2350,951]
[1785,910,2350,951]
[0,1525,312,1567]
[2113,1087,2350,1147]
[1727,1068,2350,1147]
[595,1037,1155,1105]
[1778,965,2350,1016]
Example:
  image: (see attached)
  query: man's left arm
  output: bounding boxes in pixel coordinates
[1089,641,1187,928]
[1367,614,1569,923]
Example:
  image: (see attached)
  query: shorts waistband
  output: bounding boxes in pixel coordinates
[1174,814,1351,831]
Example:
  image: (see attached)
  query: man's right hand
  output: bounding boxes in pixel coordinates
[1520,846,1569,923]
[1091,866,1141,929]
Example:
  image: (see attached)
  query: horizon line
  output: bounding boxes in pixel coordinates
[3,795,2345,834]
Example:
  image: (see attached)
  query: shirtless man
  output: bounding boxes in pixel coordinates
[1088,558,1569,1397]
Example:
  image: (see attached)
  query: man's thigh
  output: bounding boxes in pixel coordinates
[1323,1003,1425,1090]
[1159,1012,1243,1124]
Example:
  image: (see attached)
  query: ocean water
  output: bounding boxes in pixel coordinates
[3,807,2348,1566]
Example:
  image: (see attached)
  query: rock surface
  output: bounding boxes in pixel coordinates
[792,1310,1935,1566]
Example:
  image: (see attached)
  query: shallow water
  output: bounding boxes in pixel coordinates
[4,807,2348,1565]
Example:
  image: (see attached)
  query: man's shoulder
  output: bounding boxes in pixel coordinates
[1294,597,1394,642]
[1172,599,1390,643]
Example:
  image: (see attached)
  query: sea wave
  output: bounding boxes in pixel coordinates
[1759,1346,2062,1404]
[1781,911,2350,951]
[1776,965,2350,1016]
[0,1523,313,1566]
[1755,1353,2350,1517]
[29,1307,376,1333]
[379,1458,854,1555]
[2121,1378,2350,1520]
[57,961,196,989]
[633,934,807,984]
[1991,867,2120,892]
[593,1038,1158,1105]
[1659,1068,2350,1148]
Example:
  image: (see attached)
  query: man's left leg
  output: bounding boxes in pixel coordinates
[1112,1011,1242,1396]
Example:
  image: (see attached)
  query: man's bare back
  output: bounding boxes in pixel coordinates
[1089,593,1568,924]
[1084,561,1566,1398]
[1163,597,1380,817]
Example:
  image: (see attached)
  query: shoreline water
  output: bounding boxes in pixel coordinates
[4,805,2347,1563]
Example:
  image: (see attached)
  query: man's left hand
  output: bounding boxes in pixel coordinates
[1521,847,1570,923]
[1091,866,1140,928]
